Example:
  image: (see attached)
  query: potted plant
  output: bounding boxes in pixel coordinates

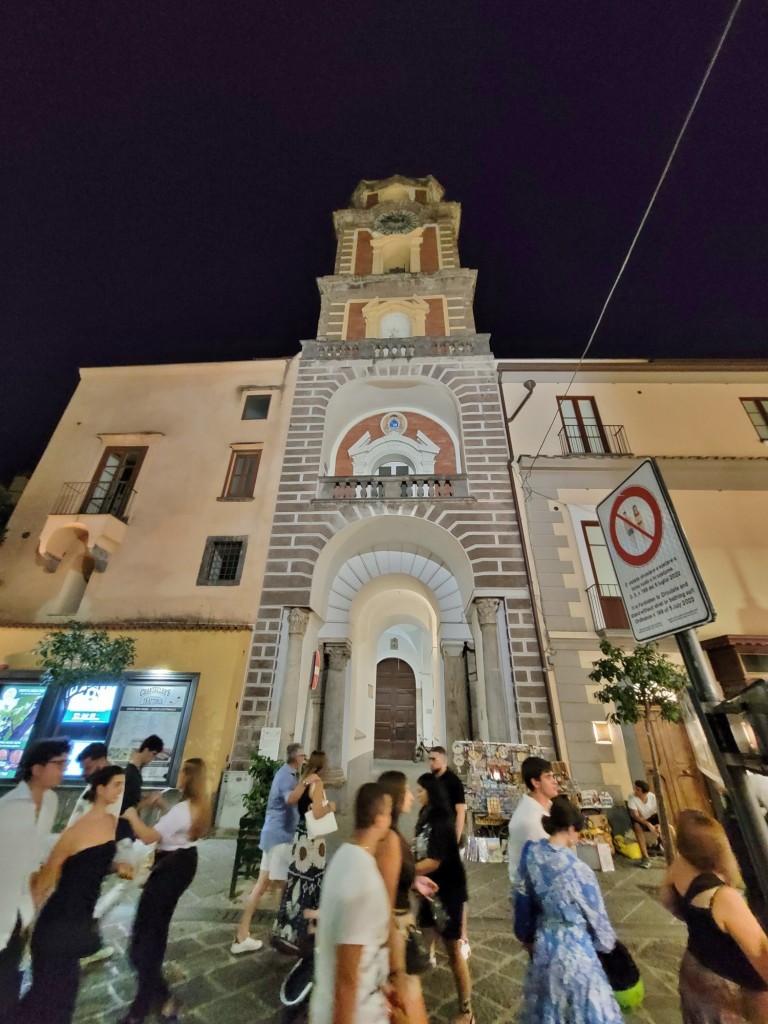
[242,751,280,827]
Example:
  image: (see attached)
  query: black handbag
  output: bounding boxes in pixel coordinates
[513,840,538,944]
[597,940,640,991]
[405,923,431,975]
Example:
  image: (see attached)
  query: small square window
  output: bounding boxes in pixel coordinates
[242,395,271,420]
[222,450,261,499]
[197,537,247,586]
[592,721,612,745]
[741,399,768,441]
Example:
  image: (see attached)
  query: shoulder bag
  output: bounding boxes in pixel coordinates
[513,840,538,944]
[305,787,338,840]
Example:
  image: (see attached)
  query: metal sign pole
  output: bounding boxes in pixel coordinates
[675,628,768,910]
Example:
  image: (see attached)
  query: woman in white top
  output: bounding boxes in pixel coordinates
[119,757,212,1024]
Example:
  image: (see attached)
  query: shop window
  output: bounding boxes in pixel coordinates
[222,450,261,499]
[242,395,271,420]
[741,399,768,441]
[197,536,247,586]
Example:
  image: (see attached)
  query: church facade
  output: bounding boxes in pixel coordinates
[231,176,556,795]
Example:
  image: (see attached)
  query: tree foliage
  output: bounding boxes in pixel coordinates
[588,638,688,725]
[242,752,281,823]
[35,621,136,689]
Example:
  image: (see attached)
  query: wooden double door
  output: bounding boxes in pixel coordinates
[634,718,714,821]
[374,658,417,760]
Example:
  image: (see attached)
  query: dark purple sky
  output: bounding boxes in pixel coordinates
[2,2,766,483]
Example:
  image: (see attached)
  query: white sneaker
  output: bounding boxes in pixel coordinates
[80,945,115,967]
[230,936,263,955]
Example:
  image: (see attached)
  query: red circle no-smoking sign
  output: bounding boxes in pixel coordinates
[608,485,662,567]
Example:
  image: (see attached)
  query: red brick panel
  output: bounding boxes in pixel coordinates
[420,226,439,273]
[354,231,373,275]
[425,298,445,336]
[333,411,458,476]
[366,193,378,207]
[345,302,366,340]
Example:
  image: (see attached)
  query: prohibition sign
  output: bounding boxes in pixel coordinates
[608,485,662,567]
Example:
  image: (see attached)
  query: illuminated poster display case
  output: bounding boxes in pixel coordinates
[0,670,198,787]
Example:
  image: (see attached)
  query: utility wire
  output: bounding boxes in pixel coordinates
[520,0,744,497]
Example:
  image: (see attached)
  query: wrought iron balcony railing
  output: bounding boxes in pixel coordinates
[558,424,631,456]
[51,481,137,524]
[586,583,630,632]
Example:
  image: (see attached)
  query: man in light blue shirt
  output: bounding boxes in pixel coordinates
[0,738,69,1022]
[232,742,313,954]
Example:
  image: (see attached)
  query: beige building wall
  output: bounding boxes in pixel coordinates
[0,357,298,623]
[500,359,768,796]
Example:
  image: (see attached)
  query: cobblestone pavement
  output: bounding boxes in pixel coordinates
[66,837,686,1024]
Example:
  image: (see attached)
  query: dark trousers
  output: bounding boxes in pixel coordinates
[0,917,24,1024]
[127,847,198,1020]
[15,921,81,1024]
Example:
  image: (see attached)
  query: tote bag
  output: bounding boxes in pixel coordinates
[305,790,338,840]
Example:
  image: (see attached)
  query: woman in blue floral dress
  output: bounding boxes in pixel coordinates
[517,796,623,1024]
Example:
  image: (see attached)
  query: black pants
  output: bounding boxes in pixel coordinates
[16,917,86,1024]
[127,847,198,1020]
[0,917,24,1024]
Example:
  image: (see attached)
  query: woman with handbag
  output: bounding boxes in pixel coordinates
[660,808,768,1023]
[413,772,473,1024]
[272,750,335,956]
[516,796,623,1024]
[376,771,437,1024]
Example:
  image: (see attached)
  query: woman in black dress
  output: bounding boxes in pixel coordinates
[414,771,473,1024]
[18,764,125,1024]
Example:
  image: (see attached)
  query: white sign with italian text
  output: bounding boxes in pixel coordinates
[597,459,714,642]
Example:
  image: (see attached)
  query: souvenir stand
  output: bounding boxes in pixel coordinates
[452,742,615,870]
[451,740,542,863]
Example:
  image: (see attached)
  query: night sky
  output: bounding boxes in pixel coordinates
[2,2,766,484]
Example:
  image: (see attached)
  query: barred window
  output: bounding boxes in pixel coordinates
[197,536,247,586]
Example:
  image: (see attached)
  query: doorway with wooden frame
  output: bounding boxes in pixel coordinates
[374,657,417,760]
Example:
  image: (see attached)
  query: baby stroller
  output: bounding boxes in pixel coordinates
[279,946,314,1024]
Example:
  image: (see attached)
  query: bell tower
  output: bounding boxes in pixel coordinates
[231,176,556,802]
[317,174,477,344]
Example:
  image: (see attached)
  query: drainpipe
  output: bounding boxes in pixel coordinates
[497,370,564,760]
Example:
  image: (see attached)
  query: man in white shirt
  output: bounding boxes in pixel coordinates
[0,738,69,1022]
[310,782,394,1024]
[507,756,558,887]
[627,779,660,868]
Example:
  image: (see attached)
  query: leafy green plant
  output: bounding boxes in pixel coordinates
[36,621,136,694]
[242,752,281,824]
[589,637,689,862]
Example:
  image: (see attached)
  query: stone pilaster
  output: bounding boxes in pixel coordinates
[275,607,310,746]
[441,640,472,746]
[475,597,509,742]
[320,641,351,787]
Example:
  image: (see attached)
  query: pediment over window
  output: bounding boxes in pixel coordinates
[348,429,440,475]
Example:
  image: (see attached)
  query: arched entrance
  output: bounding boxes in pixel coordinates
[374,658,417,759]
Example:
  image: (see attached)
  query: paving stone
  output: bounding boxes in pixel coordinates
[66,837,688,1024]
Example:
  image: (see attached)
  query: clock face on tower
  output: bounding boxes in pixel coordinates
[374,210,418,235]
